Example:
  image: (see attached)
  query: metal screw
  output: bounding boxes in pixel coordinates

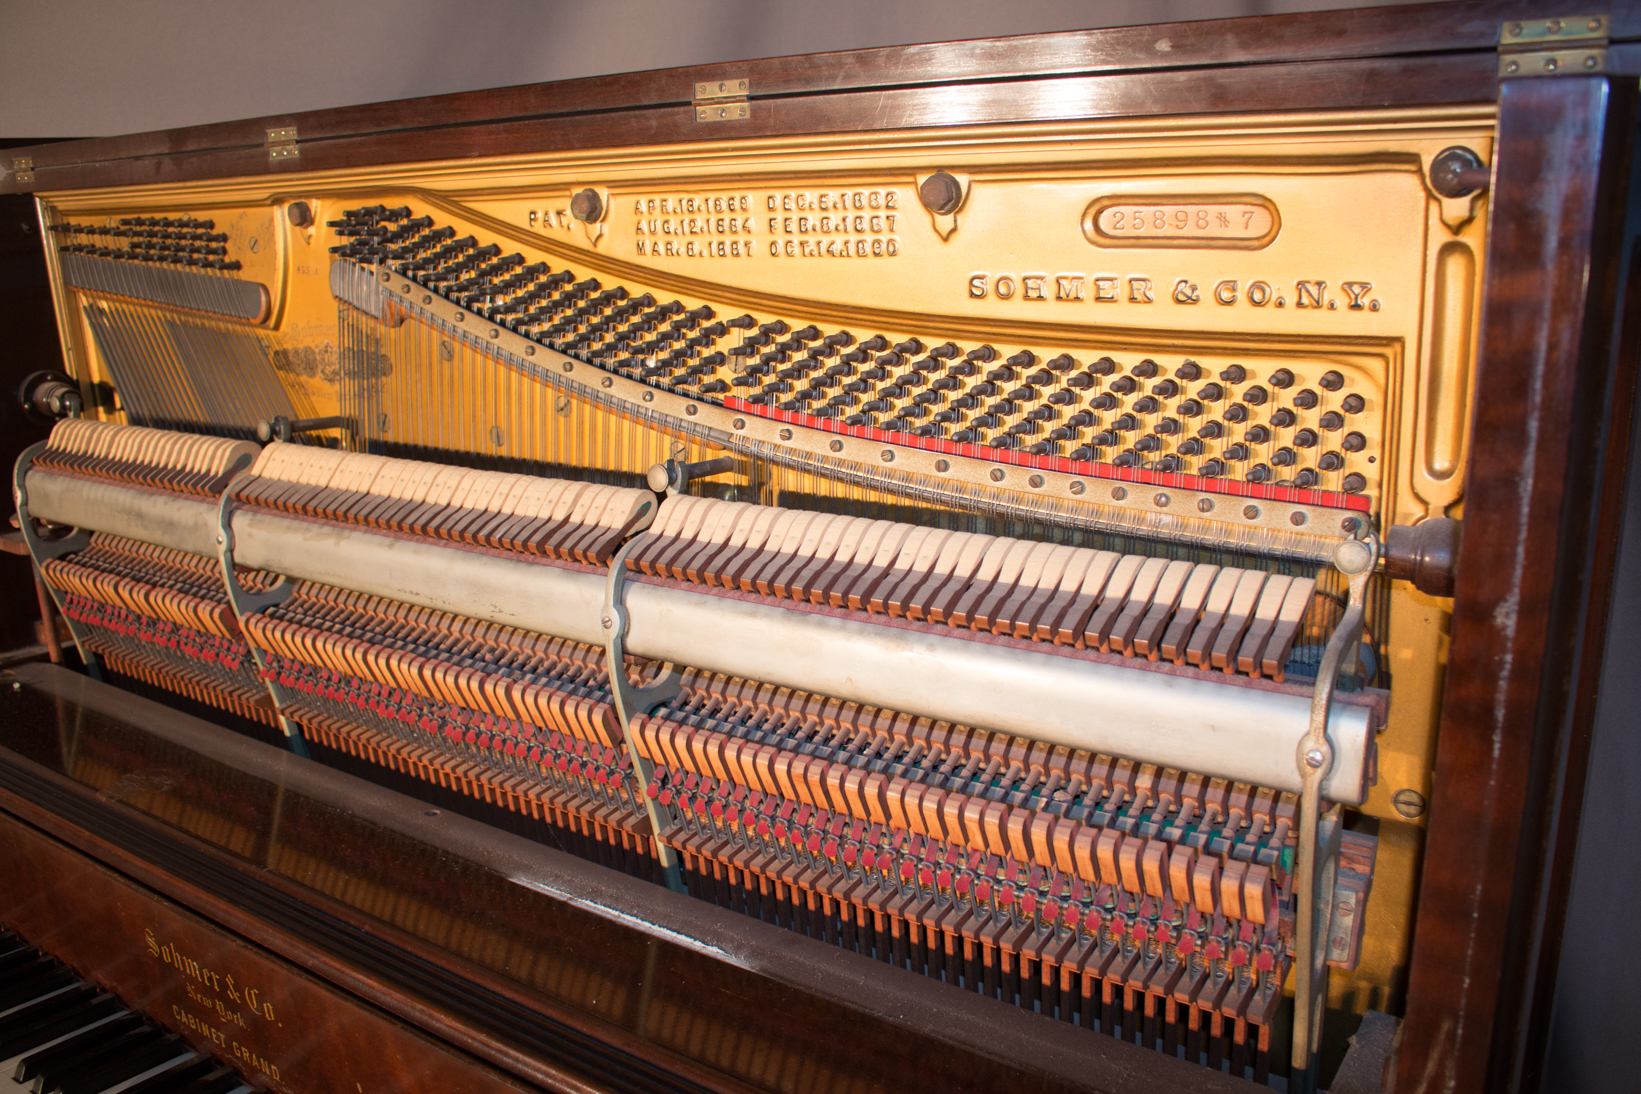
[601,615,614,630]
[1304,749,1326,769]
[1028,474,1044,489]
[1243,504,1260,519]
[525,346,536,357]
[1197,497,1214,513]
[1342,516,1360,533]
[12,682,21,692]
[1069,480,1085,495]
[642,391,654,402]
[1392,788,1428,819]
[1585,54,1599,69]
[881,449,895,463]
[685,404,697,416]
[778,428,792,441]
[1111,486,1128,501]
[1544,57,1559,72]
[1547,18,1562,33]
[732,417,746,429]
[1506,59,1521,74]
[830,440,843,453]
[934,459,950,473]
[602,377,613,388]
[1590,18,1603,31]
[1290,511,1307,526]
[1153,492,1170,508]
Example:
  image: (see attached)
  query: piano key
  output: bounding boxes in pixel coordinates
[14,1013,144,1084]
[163,1065,249,1094]
[0,964,75,1012]
[0,987,110,1053]
[104,1056,218,1094]
[0,950,45,978]
[34,1024,168,1093]
[56,1038,192,1094]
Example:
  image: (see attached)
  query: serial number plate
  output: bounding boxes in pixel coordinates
[1083,197,1279,248]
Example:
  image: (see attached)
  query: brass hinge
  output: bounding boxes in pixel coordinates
[693,78,749,122]
[266,126,299,161]
[11,157,34,185]
[1500,13,1609,77]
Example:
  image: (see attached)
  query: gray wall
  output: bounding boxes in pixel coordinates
[0,0,1408,137]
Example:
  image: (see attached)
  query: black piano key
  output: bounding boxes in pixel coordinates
[0,989,118,1057]
[59,1031,187,1094]
[38,1024,167,1093]
[0,953,48,982]
[0,943,38,970]
[0,963,76,1010]
[15,1012,142,1082]
[170,1064,251,1094]
[1,983,92,1034]
[115,1055,216,1094]
[0,978,80,1029]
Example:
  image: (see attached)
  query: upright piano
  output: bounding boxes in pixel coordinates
[2,2,1637,1091]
